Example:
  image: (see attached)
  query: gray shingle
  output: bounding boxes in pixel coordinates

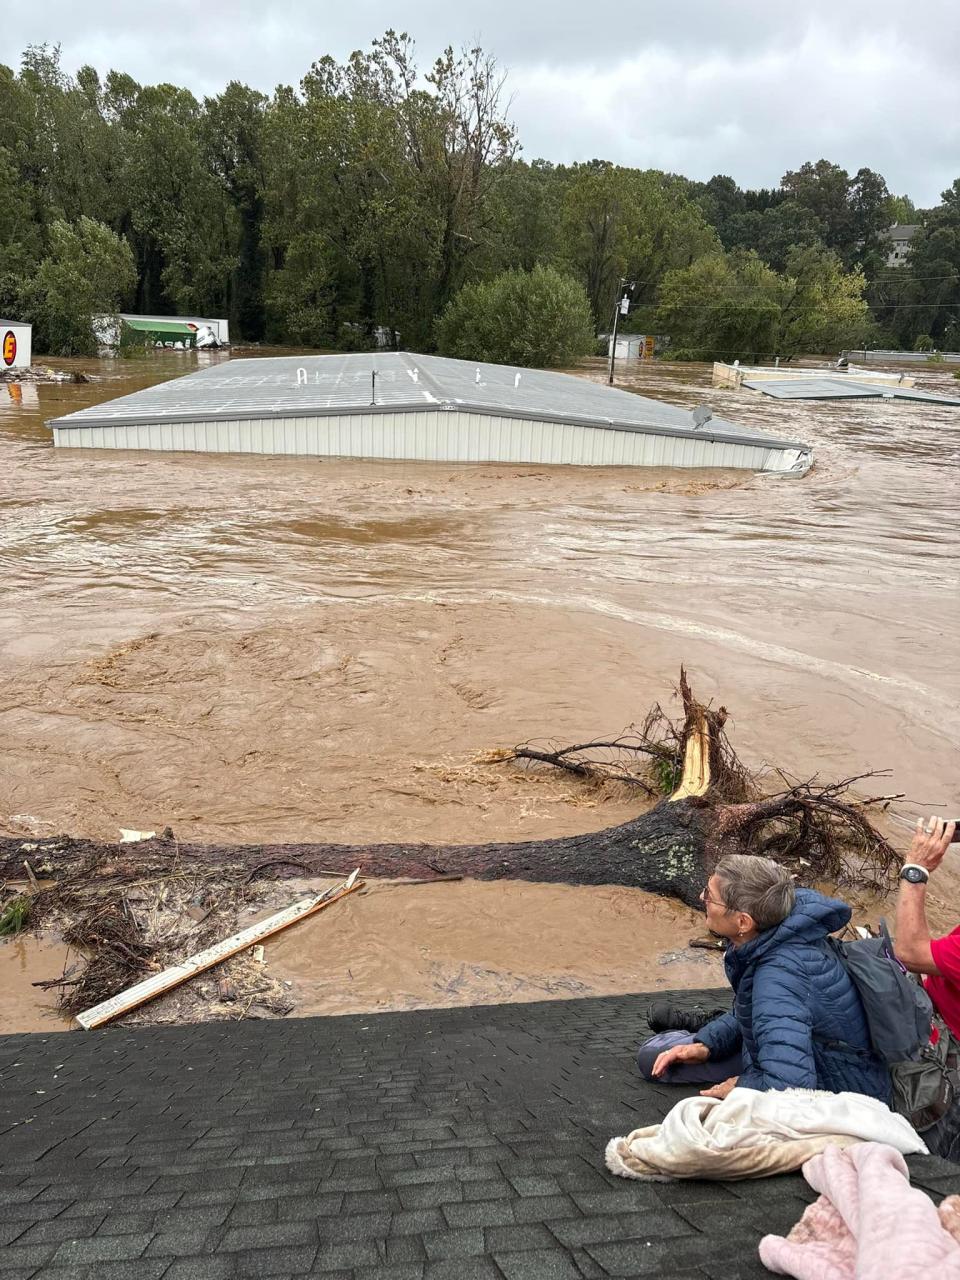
[493,1249,582,1279]
[1,988,955,1280]
[421,1227,486,1259]
[50,1234,153,1264]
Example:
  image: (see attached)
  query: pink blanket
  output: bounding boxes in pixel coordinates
[759,1142,960,1279]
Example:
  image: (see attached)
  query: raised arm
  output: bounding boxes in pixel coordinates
[894,818,956,975]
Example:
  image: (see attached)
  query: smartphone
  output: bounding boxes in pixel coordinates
[950,821,960,845]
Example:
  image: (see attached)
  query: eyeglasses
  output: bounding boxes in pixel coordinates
[700,888,728,910]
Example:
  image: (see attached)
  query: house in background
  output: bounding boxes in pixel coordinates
[880,223,920,268]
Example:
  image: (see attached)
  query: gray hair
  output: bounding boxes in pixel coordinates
[713,854,796,931]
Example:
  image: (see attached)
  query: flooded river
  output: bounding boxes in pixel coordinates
[1,349,958,1028]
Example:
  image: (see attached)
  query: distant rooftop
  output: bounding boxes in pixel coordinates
[742,376,960,405]
[881,223,921,241]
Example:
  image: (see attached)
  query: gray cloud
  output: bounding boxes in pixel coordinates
[3,1,957,205]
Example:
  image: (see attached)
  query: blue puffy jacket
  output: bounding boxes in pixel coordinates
[694,888,890,1100]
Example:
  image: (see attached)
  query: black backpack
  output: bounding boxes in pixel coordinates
[826,920,958,1132]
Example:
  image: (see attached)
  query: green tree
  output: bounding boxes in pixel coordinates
[775,246,872,356]
[724,200,824,270]
[436,264,594,366]
[884,193,917,226]
[883,179,960,346]
[117,83,237,317]
[262,33,517,351]
[0,145,42,315]
[655,246,870,362]
[561,163,718,328]
[689,174,746,245]
[488,159,565,273]
[656,251,782,362]
[204,82,268,340]
[24,216,135,354]
[780,159,889,268]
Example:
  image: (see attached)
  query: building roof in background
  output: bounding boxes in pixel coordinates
[880,223,921,241]
[742,375,960,404]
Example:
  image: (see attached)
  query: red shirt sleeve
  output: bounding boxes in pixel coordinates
[930,929,960,979]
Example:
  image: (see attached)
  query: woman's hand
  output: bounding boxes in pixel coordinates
[651,1040,710,1077]
[700,1076,738,1100]
[907,817,956,874]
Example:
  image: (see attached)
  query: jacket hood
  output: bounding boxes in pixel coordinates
[725,887,852,977]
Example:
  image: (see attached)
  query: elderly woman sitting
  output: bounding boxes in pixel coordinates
[638,853,890,1102]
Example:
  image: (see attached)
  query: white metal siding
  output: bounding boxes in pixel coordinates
[52,410,796,471]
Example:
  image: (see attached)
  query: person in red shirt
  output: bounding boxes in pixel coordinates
[894,815,959,1158]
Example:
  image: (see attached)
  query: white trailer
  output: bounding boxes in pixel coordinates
[93,314,230,348]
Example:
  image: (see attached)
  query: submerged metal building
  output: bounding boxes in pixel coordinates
[48,353,811,473]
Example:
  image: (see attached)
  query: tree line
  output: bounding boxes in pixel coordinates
[2,37,958,364]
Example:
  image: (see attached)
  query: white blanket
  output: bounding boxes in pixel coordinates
[605,1087,927,1181]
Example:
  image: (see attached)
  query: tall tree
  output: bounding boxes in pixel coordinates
[780,159,890,269]
[561,163,718,330]
[204,83,268,340]
[655,246,870,362]
[23,216,135,354]
[724,200,825,271]
[883,178,960,346]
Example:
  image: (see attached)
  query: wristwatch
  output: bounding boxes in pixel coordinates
[900,864,930,885]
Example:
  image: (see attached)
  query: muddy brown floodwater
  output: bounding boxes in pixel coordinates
[1,349,958,1031]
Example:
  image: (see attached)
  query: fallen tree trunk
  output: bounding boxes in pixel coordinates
[0,672,900,913]
[0,671,904,1019]
[0,801,715,907]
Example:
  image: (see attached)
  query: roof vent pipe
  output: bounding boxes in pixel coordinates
[476,368,481,384]
[296,367,307,386]
[514,372,521,388]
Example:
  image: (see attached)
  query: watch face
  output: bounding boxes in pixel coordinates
[902,866,927,883]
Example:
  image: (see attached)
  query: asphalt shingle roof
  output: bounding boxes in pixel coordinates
[1,989,957,1279]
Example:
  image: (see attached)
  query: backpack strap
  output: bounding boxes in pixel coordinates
[878,917,911,975]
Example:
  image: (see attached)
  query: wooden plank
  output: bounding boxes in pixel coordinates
[75,868,362,1030]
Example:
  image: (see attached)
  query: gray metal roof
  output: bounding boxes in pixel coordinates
[743,376,960,405]
[48,352,808,450]
[880,223,921,241]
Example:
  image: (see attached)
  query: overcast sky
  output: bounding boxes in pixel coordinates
[4,1,958,207]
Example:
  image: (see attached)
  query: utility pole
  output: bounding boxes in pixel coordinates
[607,278,633,385]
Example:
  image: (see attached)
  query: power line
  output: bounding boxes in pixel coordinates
[625,300,960,312]
[613,273,958,303]
[867,274,960,284]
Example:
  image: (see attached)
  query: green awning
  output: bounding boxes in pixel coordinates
[122,318,197,335]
